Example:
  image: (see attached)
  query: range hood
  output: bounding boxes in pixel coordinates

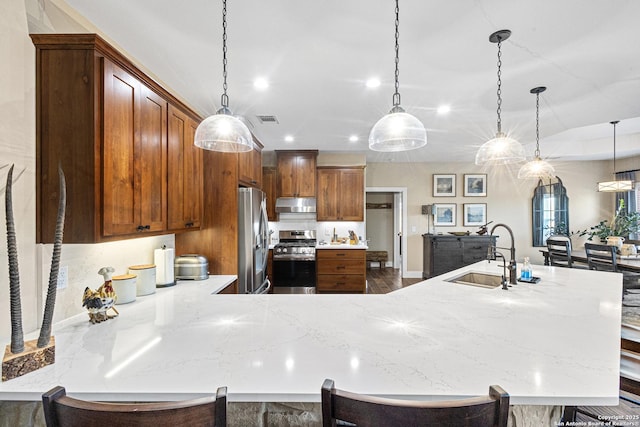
[275,197,316,214]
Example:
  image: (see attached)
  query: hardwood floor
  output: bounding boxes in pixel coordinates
[366,267,421,294]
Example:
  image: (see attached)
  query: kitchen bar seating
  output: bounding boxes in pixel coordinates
[321,379,509,427]
[546,236,575,268]
[585,243,619,272]
[41,386,227,427]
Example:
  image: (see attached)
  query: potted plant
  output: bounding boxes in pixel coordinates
[583,199,640,243]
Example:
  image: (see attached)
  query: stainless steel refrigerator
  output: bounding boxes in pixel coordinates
[238,187,271,294]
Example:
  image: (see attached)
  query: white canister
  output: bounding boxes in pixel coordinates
[112,274,137,304]
[606,236,625,249]
[129,264,157,296]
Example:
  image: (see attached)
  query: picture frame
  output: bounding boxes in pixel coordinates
[433,174,456,197]
[464,174,487,197]
[463,203,487,226]
[433,203,456,226]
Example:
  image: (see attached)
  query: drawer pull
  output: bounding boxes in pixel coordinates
[336,282,345,285]
[336,253,346,257]
[336,266,346,270]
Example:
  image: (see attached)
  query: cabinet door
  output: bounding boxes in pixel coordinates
[295,154,316,197]
[277,154,296,197]
[139,86,167,232]
[337,169,364,221]
[168,105,202,231]
[432,239,463,276]
[103,60,140,236]
[238,145,261,187]
[317,169,340,221]
[262,167,277,220]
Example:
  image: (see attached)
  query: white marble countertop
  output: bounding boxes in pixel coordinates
[316,243,367,249]
[0,265,621,407]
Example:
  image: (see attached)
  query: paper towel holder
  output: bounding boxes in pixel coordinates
[154,245,176,288]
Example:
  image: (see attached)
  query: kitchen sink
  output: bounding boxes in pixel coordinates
[445,272,503,289]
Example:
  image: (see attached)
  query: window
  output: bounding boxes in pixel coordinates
[532,178,569,247]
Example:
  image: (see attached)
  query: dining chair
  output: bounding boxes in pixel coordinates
[41,386,227,427]
[546,236,574,268]
[321,379,509,427]
[585,243,619,272]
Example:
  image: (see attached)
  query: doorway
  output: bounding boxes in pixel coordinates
[365,187,408,277]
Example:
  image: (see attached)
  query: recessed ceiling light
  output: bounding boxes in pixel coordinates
[437,105,451,115]
[253,77,269,90]
[349,135,359,142]
[284,135,294,142]
[366,78,381,88]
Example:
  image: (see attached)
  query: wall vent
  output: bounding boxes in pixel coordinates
[256,115,279,124]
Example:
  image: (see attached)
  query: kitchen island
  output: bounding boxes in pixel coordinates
[0,264,622,425]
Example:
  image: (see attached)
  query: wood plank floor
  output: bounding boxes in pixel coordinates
[366,268,422,294]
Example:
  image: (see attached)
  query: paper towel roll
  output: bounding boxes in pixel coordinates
[154,247,175,287]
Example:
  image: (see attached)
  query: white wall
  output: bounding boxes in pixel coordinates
[366,160,613,274]
[0,0,177,344]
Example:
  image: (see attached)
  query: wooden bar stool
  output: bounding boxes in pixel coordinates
[42,386,227,427]
[321,379,509,427]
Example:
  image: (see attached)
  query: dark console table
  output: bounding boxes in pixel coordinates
[422,234,497,279]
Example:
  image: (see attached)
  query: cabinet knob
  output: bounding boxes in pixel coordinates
[185,221,194,227]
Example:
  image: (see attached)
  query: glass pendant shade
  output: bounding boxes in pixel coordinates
[597,180,633,192]
[195,0,252,153]
[194,109,253,153]
[369,110,427,152]
[475,132,526,165]
[517,156,555,180]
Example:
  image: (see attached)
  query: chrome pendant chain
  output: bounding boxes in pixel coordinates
[392,0,401,107]
[534,91,540,158]
[221,0,229,109]
[612,120,619,173]
[495,37,503,133]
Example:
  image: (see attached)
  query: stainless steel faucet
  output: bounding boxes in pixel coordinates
[487,223,517,286]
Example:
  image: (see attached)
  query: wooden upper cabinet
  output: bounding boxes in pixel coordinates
[238,138,263,188]
[262,167,277,220]
[316,169,340,221]
[31,34,201,243]
[102,61,168,237]
[276,150,318,197]
[317,167,365,221]
[168,105,202,231]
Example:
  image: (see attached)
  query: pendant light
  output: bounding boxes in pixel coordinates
[475,30,526,165]
[194,0,252,153]
[597,120,634,192]
[518,86,555,180]
[369,0,427,152]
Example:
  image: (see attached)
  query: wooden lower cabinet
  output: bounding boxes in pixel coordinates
[422,235,497,279]
[267,249,273,292]
[218,280,238,294]
[317,249,366,293]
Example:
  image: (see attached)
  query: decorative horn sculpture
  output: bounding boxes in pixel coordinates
[5,165,24,354]
[37,164,66,347]
[3,164,66,381]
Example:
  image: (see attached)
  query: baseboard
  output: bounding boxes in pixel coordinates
[404,270,423,279]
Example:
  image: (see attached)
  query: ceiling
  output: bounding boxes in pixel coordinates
[61,0,640,164]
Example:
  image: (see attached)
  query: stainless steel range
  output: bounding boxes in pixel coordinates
[272,230,317,294]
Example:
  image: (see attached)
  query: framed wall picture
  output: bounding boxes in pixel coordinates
[433,203,456,226]
[433,174,456,197]
[463,203,487,226]
[464,174,487,197]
